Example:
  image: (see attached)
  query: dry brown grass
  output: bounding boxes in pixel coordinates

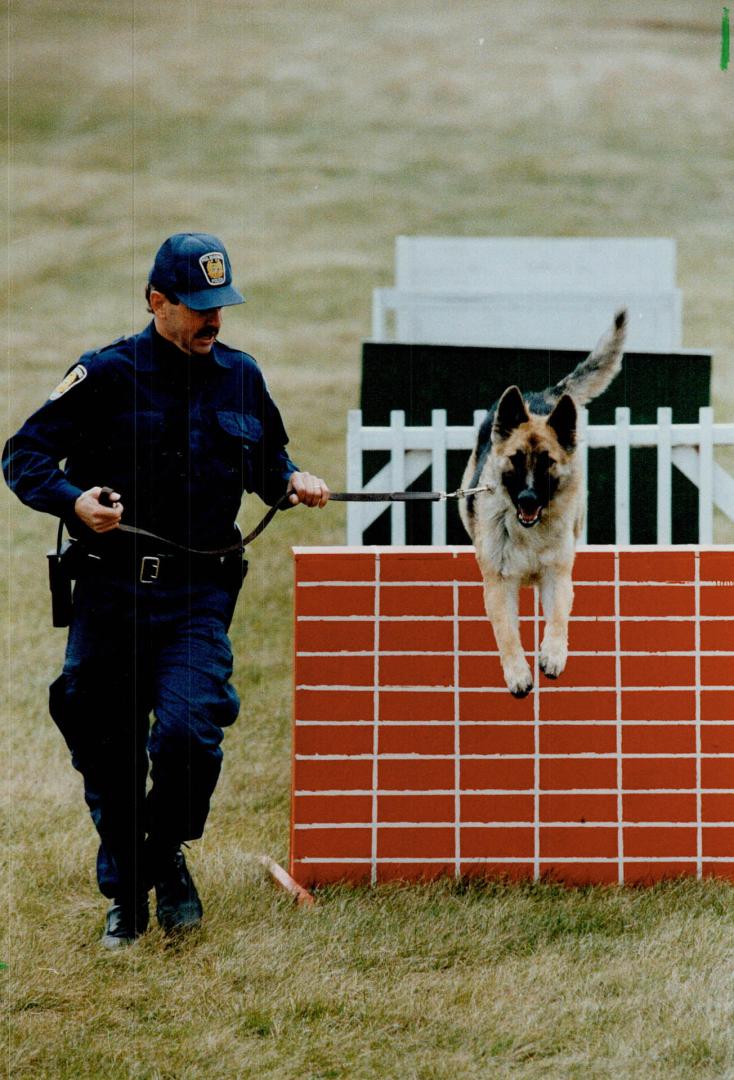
[4,2,734,1077]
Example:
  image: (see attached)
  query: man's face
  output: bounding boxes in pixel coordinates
[152,293,223,356]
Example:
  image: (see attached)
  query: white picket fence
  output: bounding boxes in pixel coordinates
[346,407,734,546]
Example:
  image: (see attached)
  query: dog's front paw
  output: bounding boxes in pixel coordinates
[502,656,534,698]
[539,637,568,680]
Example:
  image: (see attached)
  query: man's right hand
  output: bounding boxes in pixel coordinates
[74,486,123,533]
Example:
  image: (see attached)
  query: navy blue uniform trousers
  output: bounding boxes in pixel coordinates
[49,564,241,903]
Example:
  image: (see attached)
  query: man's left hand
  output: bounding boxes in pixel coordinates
[287,471,330,508]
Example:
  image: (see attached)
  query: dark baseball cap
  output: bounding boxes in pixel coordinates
[149,232,245,310]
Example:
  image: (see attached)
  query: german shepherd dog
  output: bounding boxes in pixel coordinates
[459,310,627,697]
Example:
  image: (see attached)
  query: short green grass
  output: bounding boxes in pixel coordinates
[4,2,734,1077]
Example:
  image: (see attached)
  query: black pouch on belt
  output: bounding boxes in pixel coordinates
[46,520,93,628]
[220,551,249,591]
[47,540,74,628]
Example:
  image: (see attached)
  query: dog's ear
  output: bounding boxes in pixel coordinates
[547,394,577,451]
[492,386,530,443]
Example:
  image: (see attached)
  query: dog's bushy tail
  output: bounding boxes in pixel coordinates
[550,308,627,406]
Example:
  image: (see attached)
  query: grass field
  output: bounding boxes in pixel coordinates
[4,2,734,1077]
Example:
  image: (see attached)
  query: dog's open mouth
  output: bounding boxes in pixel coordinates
[517,506,542,528]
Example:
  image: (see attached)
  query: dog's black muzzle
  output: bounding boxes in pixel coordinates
[517,489,542,528]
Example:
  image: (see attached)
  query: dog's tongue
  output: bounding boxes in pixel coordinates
[519,507,540,524]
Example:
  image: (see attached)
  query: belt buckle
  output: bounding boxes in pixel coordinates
[140,555,161,584]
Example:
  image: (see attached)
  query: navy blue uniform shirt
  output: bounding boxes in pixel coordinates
[2,322,298,550]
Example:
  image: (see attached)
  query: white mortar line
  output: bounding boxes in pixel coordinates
[453,578,461,879]
[370,552,380,886]
[534,586,541,882]
[695,551,703,880]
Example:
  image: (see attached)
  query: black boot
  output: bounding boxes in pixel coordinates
[152,847,203,935]
[101,897,149,949]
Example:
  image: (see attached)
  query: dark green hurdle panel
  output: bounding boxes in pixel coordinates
[359,342,712,545]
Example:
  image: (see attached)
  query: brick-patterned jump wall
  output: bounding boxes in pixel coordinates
[291,546,734,888]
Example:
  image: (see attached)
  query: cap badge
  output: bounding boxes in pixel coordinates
[49,364,87,401]
[199,252,226,286]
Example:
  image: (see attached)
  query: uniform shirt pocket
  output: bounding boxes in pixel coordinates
[216,410,263,446]
[215,410,263,489]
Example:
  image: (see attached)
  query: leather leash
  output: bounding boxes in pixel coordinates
[96,483,495,555]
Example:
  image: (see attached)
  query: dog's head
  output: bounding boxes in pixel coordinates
[490,386,577,528]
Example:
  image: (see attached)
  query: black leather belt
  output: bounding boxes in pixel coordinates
[86,548,242,587]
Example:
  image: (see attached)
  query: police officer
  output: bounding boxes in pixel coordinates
[2,233,329,948]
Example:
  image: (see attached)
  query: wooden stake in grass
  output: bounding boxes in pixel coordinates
[258,855,315,907]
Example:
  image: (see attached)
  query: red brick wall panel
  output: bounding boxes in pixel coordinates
[700,621,734,650]
[701,828,734,857]
[297,584,376,617]
[294,758,373,792]
[540,793,618,823]
[539,758,617,791]
[621,655,696,688]
[702,793,734,821]
[700,726,734,754]
[294,725,373,757]
[459,655,509,688]
[574,551,616,580]
[295,795,372,824]
[296,619,375,653]
[460,691,534,722]
[571,586,617,617]
[623,826,697,859]
[377,862,454,883]
[378,757,454,791]
[620,620,695,652]
[380,585,453,617]
[566,621,617,652]
[624,793,697,822]
[623,757,696,790]
[295,689,374,722]
[380,619,454,652]
[461,862,535,881]
[621,691,695,722]
[378,827,454,859]
[700,586,734,616]
[619,550,695,582]
[620,586,695,618]
[462,793,535,822]
[540,826,618,860]
[297,655,373,687]
[540,691,616,722]
[378,794,454,822]
[461,758,534,791]
[378,689,454,723]
[461,826,534,859]
[624,862,695,884]
[544,863,620,885]
[292,827,372,860]
[460,724,534,756]
[539,724,616,756]
[701,691,734,720]
[701,656,734,686]
[291,546,734,888]
[380,654,454,687]
[378,724,454,756]
[622,724,696,756]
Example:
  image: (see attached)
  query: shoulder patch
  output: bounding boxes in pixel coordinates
[49,364,87,401]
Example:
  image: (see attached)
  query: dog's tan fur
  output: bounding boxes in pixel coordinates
[460,311,627,696]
